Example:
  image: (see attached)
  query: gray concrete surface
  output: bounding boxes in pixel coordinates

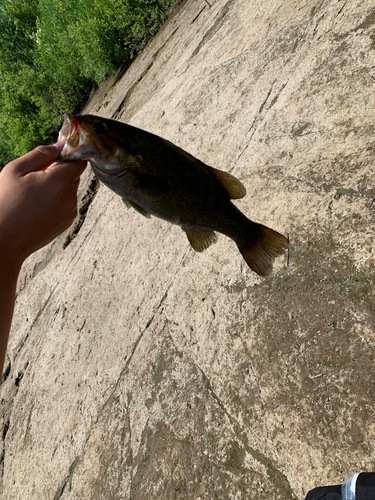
[1,0,375,498]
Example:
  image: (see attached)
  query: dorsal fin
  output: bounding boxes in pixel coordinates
[182,228,217,252]
[207,166,246,199]
[122,198,151,218]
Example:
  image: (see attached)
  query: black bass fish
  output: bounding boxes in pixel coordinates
[58,114,288,276]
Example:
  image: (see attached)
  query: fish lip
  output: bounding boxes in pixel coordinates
[58,113,88,158]
[59,113,78,141]
[69,115,78,137]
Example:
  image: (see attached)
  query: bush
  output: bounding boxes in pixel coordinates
[0,0,181,168]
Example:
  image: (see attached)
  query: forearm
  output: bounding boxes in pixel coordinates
[0,143,87,378]
[0,261,22,376]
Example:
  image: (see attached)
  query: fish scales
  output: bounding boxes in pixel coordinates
[58,113,288,276]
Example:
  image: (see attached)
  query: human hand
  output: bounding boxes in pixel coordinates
[0,143,87,271]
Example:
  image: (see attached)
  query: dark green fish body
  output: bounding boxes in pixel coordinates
[59,114,288,275]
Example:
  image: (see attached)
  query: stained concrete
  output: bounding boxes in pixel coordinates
[1,0,375,498]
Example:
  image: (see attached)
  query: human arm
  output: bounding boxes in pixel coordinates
[0,143,87,376]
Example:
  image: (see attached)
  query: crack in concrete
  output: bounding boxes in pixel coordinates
[98,322,152,417]
[15,286,56,357]
[63,177,100,250]
[125,395,135,500]
[190,5,207,25]
[66,282,173,493]
[190,0,237,60]
[112,63,155,120]
[1,285,57,492]
[334,5,375,47]
[336,0,350,18]
[196,364,297,499]
[64,204,107,276]
[233,79,289,168]
[257,80,277,119]
[52,457,80,500]
[350,6,375,33]
[0,357,31,493]
[113,26,180,121]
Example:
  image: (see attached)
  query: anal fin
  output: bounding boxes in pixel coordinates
[122,198,151,218]
[182,228,217,252]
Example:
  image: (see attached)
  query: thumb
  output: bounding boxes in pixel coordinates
[9,143,65,176]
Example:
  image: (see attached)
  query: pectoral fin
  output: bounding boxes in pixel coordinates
[182,228,217,252]
[207,166,246,199]
[122,198,151,218]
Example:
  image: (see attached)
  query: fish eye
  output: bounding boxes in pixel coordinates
[93,121,106,134]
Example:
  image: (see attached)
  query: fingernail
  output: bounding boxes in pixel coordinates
[52,140,65,151]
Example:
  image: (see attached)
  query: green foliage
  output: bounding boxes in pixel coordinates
[0,0,180,168]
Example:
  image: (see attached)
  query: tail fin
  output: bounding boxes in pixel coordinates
[238,224,289,276]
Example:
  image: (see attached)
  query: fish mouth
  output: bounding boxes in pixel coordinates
[58,113,88,157]
[58,113,78,143]
[57,113,131,177]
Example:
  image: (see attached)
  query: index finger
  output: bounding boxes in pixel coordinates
[46,158,88,183]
